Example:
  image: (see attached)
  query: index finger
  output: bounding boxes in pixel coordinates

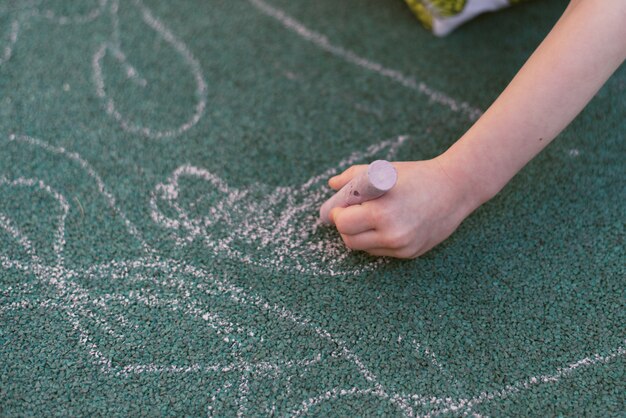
[328,165,367,190]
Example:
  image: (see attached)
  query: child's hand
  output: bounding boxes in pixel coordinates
[328,158,480,258]
[329,0,626,259]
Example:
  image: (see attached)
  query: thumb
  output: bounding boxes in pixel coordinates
[328,164,366,191]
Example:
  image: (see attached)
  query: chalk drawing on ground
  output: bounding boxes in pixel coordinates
[150,135,410,277]
[0,133,414,416]
[3,0,479,140]
[247,0,483,122]
[92,0,207,139]
[0,0,206,139]
[1,133,623,416]
[0,0,108,67]
[1,0,624,412]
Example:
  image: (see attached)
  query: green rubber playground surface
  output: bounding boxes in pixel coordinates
[1,0,624,416]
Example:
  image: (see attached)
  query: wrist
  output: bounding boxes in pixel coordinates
[435,140,503,210]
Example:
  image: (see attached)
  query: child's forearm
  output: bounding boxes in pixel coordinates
[440,0,626,207]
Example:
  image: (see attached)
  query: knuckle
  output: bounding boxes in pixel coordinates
[382,230,409,249]
[379,235,398,250]
[369,205,389,226]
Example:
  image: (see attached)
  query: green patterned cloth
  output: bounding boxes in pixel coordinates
[405,0,530,36]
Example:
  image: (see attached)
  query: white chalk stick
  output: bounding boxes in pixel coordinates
[319,160,397,224]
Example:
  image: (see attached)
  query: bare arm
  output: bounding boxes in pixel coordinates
[329,0,626,258]
[441,0,626,205]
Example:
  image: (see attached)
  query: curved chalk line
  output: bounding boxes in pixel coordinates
[247,0,483,122]
[0,176,69,267]
[425,342,626,417]
[0,19,19,66]
[0,173,327,406]
[92,0,207,139]
[291,386,404,417]
[33,0,109,25]
[0,0,107,67]
[0,210,39,263]
[8,133,154,255]
[0,0,206,139]
[1,253,415,416]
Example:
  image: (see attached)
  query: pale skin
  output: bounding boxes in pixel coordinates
[328,0,626,259]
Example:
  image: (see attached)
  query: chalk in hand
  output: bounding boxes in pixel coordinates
[319,160,397,224]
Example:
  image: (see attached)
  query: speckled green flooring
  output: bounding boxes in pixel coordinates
[1,0,624,416]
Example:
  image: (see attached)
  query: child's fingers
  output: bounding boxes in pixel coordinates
[328,164,367,190]
[340,230,381,251]
[331,205,376,235]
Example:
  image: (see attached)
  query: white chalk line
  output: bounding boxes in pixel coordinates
[236,359,250,417]
[247,0,483,122]
[0,19,19,66]
[89,258,376,377]
[103,0,147,89]
[425,342,626,417]
[8,254,412,414]
[291,386,396,416]
[0,176,69,267]
[411,338,464,393]
[110,0,121,48]
[294,342,626,417]
[1,134,158,361]
[0,0,108,67]
[7,133,154,255]
[0,211,38,263]
[32,0,109,26]
[85,257,414,415]
[92,290,242,340]
[114,353,324,378]
[149,135,409,276]
[92,0,207,139]
[0,256,129,344]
